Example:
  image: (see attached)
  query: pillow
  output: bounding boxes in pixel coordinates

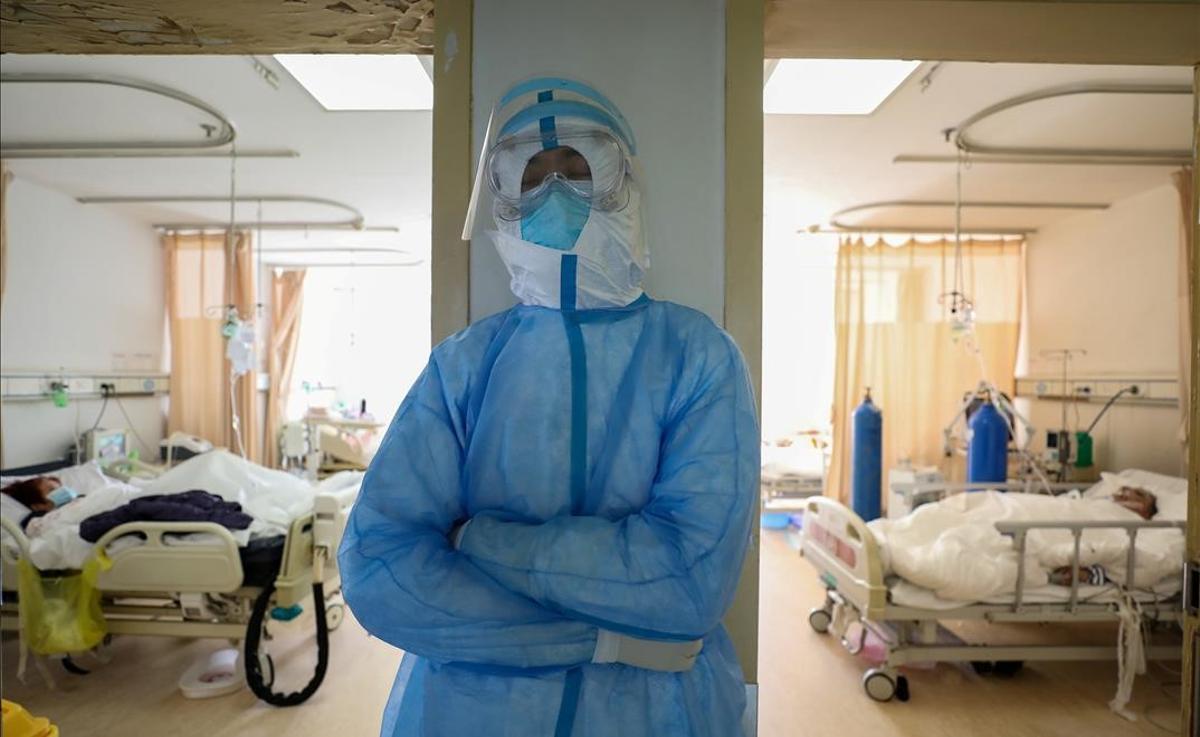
[1084,469,1187,521]
[1,461,115,497]
[1117,469,1187,500]
[0,493,29,525]
[55,461,115,495]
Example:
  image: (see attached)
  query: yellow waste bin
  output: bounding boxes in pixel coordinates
[1,699,59,737]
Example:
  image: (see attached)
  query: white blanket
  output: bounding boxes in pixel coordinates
[2,452,360,571]
[867,470,1186,605]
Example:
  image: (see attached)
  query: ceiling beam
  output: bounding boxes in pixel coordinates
[767,0,1200,65]
[0,0,434,54]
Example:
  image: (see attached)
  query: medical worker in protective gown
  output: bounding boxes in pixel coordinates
[339,77,759,737]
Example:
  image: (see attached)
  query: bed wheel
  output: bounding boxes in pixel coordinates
[808,607,832,634]
[325,603,346,632]
[895,676,910,702]
[862,669,897,702]
[993,661,1024,677]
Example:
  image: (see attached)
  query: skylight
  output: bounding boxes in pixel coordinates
[275,54,433,111]
[764,59,921,115]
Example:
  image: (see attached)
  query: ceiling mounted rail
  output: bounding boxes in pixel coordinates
[262,246,425,268]
[893,153,1189,167]
[257,246,413,255]
[0,74,292,159]
[805,226,1030,238]
[76,194,375,231]
[264,261,422,269]
[934,82,1193,167]
[810,199,1109,236]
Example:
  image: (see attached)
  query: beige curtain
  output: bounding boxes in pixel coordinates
[1174,167,1194,450]
[165,231,260,459]
[264,269,306,468]
[828,238,1024,508]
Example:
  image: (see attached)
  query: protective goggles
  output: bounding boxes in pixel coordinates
[485,127,631,222]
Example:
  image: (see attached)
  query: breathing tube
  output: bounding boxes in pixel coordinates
[243,578,329,707]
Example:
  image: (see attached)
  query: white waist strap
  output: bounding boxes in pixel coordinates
[592,629,703,672]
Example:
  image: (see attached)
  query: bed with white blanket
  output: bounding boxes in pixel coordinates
[0,451,361,706]
[799,469,1186,714]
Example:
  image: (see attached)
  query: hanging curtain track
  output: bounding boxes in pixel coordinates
[74,194,392,232]
[805,227,1028,238]
[807,199,1109,237]
[894,82,1192,167]
[0,73,295,160]
[260,247,424,267]
[264,262,421,268]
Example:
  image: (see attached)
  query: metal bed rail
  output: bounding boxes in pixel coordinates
[889,480,1081,495]
[995,518,1186,614]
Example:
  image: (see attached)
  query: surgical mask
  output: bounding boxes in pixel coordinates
[520,186,590,250]
[47,485,78,508]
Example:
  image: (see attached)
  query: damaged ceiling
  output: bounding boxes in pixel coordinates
[0,0,435,54]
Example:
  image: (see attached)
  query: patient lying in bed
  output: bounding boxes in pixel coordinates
[868,471,1185,604]
[1048,486,1158,586]
[2,452,360,572]
[2,475,76,516]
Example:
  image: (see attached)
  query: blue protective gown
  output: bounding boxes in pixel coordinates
[339,295,759,737]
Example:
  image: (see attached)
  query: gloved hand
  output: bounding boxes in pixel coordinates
[591,629,702,672]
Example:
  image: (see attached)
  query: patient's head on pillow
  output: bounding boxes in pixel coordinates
[1113,486,1157,520]
[1,476,64,513]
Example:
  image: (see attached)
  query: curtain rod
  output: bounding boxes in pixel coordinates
[79,194,366,230]
[156,224,401,233]
[811,198,1109,236]
[0,73,241,158]
[264,261,423,269]
[893,154,1188,167]
[945,82,1193,165]
[803,226,1030,238]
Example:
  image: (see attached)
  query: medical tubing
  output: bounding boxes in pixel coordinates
[113,395,154,458]
[244,579,329,707]
[1085,386,1134,435]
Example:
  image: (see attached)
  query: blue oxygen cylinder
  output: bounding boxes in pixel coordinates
[967,402,1008,484]
[851,390,883,521]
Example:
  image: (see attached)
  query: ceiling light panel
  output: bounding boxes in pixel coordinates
[764,59,921,115]
[275,54,433,111]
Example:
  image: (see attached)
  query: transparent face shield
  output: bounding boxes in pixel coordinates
[462,77,640,240]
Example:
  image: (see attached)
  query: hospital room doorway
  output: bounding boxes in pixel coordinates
[757,51,1197,737]
[0,52,433,732]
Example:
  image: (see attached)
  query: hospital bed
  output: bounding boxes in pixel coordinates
[800,478,1185,704]
[0,457,359,706]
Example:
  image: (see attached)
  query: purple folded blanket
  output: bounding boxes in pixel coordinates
[79,490,254,543]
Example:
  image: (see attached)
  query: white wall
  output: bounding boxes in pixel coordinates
[1,176,165,468]
[760,221,838,441]
[469,0,726,323]
[1020,181,1184,475]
